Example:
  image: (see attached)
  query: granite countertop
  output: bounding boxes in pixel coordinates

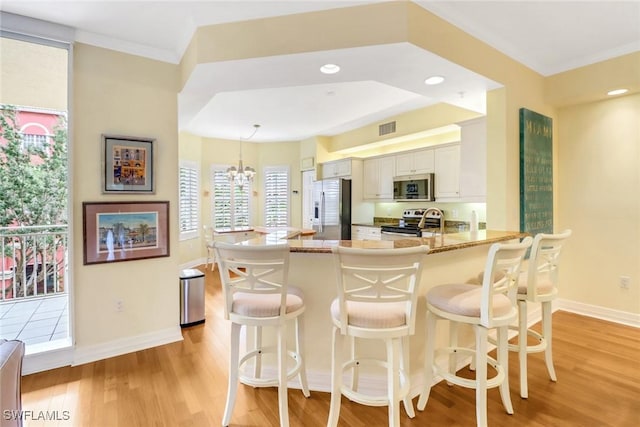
[215,226,315,239]
[238,230,528,254]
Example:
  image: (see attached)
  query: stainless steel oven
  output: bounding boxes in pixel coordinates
[380,208,443,239]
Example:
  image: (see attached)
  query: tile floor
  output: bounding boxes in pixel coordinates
[0,294,69,345]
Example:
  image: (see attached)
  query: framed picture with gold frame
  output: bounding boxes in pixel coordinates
[102,134,155,193]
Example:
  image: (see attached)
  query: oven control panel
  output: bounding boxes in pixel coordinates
[402,209,443,219]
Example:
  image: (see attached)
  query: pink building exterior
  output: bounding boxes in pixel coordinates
[1,107,67,299]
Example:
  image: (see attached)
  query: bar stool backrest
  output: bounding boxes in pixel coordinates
[479,236,533,328]
[214,241,290,320]
[332,245,429,335]
[525,230,572,301]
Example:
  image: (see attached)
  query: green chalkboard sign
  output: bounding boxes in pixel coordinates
[519,108,553,235]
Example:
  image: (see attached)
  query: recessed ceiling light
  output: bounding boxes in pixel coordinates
[320,64,340,74]
[424,75,445,85]
[607,88,628,96]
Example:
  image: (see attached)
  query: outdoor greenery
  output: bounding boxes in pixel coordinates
[0,106,68,227]
[0,105,68,298]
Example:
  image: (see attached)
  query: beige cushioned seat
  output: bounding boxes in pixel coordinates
[474,271,554,296]
[232,287,304,317]
[427,283,513,317]
[330,299,407,329]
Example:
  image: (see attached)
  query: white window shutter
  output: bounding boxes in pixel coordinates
[179,161,199,240]
[264,166,289,227]
[212,166,251,229]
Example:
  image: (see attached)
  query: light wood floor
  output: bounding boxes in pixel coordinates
[21,266,640,426]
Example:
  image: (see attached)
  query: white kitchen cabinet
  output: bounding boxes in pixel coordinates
[321,159,352,179]
[395,149,434,176]
[434,144,460,200]
[458,117,486,202]
[351,225,381,241]
[363,156,395,200]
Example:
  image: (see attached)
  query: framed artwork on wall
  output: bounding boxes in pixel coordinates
[83,201,170,265]
[519,107,553,236]
[102,134,155,194]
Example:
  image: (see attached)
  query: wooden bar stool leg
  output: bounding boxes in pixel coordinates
[542,301,557,381]
[294,316,311,397]
[497,325,513,414]
[350,336,359,392]
[417,310,437,411]
[401,336,415,418]
[328,326,343,427]
[254,325,263,379]
[386,338,401,427]
[449,322,460,381]
[277,324,289,427]
[223,323,241,427]
[474,326,488,427]
[518,299,529,398]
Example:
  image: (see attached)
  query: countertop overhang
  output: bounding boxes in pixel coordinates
[237,230,528,254]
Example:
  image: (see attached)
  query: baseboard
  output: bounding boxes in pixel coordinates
[179,257,208,270]
[23,340,74,375]
[556,299,640,328]
[72,326,183,366]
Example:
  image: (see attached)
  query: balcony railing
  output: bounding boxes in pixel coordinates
[0,225,68,302]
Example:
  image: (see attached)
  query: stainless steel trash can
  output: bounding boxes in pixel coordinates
[179,269,205,327]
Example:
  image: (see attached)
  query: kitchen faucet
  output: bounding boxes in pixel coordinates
[417,207,444,235]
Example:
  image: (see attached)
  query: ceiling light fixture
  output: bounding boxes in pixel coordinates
[424,75,445,85]
[227,124,259,188]
[607,88,628,96]
[320,63,340,74]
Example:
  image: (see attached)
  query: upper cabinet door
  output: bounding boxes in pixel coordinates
[363,156,395,200]
[458,117,487,202]
[434,144,460,200]
[395,149,434,176]
[321,159,351,179]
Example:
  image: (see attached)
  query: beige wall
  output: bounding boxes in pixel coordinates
[557,93,640,313]
[0,37,68,111]
[73,43,181,351]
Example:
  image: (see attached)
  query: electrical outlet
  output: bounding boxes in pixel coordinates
[619,276,630,289]
[115,299,124,312]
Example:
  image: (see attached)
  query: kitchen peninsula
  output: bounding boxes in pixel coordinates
[234,229,527,394]
[213,225,316,242]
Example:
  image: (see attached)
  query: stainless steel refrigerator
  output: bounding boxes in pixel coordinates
[312,178,352,240]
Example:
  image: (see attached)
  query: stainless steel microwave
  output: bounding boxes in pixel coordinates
[393,174,435,201]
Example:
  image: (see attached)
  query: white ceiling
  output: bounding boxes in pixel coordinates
[2,1,639,142]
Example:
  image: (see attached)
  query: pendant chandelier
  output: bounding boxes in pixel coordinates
[227,124,259,188]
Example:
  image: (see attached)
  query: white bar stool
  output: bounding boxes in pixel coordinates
[512,229,572,398]
[213,241,310,427]
[417,237,532,427]
[327,245,429,427]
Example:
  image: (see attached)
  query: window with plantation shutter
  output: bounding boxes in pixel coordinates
[179,160,199,240]
[264,166,289,226]
[211,166,251,229]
